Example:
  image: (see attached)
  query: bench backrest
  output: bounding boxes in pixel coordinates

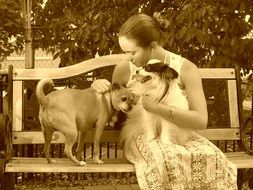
[7,54,242,145]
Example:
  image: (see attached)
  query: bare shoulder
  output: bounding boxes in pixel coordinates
[112,61,130,86]
[180,58,201,86]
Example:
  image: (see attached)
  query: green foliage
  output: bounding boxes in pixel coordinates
[151,0,253,70]
[33,0,141,66]
[1,0,253,70]
[0,0,24,61]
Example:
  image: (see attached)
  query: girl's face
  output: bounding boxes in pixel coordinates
[119,36,151,67]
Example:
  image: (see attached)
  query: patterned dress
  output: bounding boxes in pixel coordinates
[125,51,238,190]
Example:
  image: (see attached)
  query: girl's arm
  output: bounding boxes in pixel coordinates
[112,61,130,85]
[91,61,130,93]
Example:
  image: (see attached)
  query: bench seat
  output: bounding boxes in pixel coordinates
[6,157,135,173]
[5,152,253,174]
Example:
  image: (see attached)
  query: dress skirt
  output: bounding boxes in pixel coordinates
[127,134,238,190]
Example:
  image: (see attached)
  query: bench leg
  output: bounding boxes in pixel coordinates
[0,113,14,190]
[0,159,14,190]
[237,169,253,190]
[237,169,243,189]
[1,173,14,190]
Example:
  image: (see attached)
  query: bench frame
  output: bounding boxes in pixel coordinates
[0,54,253,189]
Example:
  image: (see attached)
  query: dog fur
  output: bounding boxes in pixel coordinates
[120,61,197,160]
[36,78,139,165]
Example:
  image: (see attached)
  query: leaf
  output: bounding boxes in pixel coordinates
[175,13,186,24]
[93,32,100,43]
[197,7,206,19]
[105,17,112,30]
[239,2,246,12]
[196,31,207,43]
[0,3,8,10]
[168,35,174,47]
[176,26,187,39]
[185,27,196,42]
[4,21,14,27]
[182,3,190,11]
[88,25,97,31]
[223,19,230,32]
[53,51,62,60]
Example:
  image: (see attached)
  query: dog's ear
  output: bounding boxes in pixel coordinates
[160,66,178,80]
[111,83,121,90]
[167,67,178,79]
[111,83,126,90]
[145,60,178,79]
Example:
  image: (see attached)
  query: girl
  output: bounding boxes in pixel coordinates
[91,13,237,190]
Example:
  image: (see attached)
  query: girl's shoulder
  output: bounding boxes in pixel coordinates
[180,58,201,87]
[181,58,199,75]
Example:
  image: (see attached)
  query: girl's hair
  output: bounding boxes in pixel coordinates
[119,13,161,48]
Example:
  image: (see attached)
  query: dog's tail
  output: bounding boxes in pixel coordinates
[36,78,54,106]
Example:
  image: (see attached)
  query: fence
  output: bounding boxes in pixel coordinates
[0,48,60,70]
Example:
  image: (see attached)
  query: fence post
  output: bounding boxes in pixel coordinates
[22,0,35,181]
[22,0,34,69]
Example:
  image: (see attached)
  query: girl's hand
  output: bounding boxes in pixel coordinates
[91,79,112,93]
[142,95,157,113]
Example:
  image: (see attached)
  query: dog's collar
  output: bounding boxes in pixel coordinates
[107,92,117,112]
[100,92,117,115]
[110,95,117,112]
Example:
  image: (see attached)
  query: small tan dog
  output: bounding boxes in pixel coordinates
[36,78,139,165]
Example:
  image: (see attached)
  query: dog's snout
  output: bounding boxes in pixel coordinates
[128,105,133,111]
[130,94,140,105]
[136,70,139,74]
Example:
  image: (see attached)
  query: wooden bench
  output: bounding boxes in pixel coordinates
[0,54,253,189]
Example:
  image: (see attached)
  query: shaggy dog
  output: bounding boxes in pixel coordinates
[120,59,197,160]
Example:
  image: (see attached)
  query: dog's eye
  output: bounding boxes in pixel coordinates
[121,96,127,102]
[144,65,151,72]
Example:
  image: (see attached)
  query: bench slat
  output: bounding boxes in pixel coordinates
[197,128,240,140]
[12,81,23,132]
[12,68,236,81]
[227,80,240,128]
[5,151,253,173]
[12,130,121,144]
[13,54,128,81]
[199,68,236,79]
[225,152,253,169]
[12,128,240,145]
[5,157,135,173]
[11,55,236,81]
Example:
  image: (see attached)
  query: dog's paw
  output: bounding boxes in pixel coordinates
[76,153,84,161]
[94,159,104,164]
[49,159,57,164]
[79,161,86,166]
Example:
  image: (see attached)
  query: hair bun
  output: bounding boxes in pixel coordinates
[152,12,170,29]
